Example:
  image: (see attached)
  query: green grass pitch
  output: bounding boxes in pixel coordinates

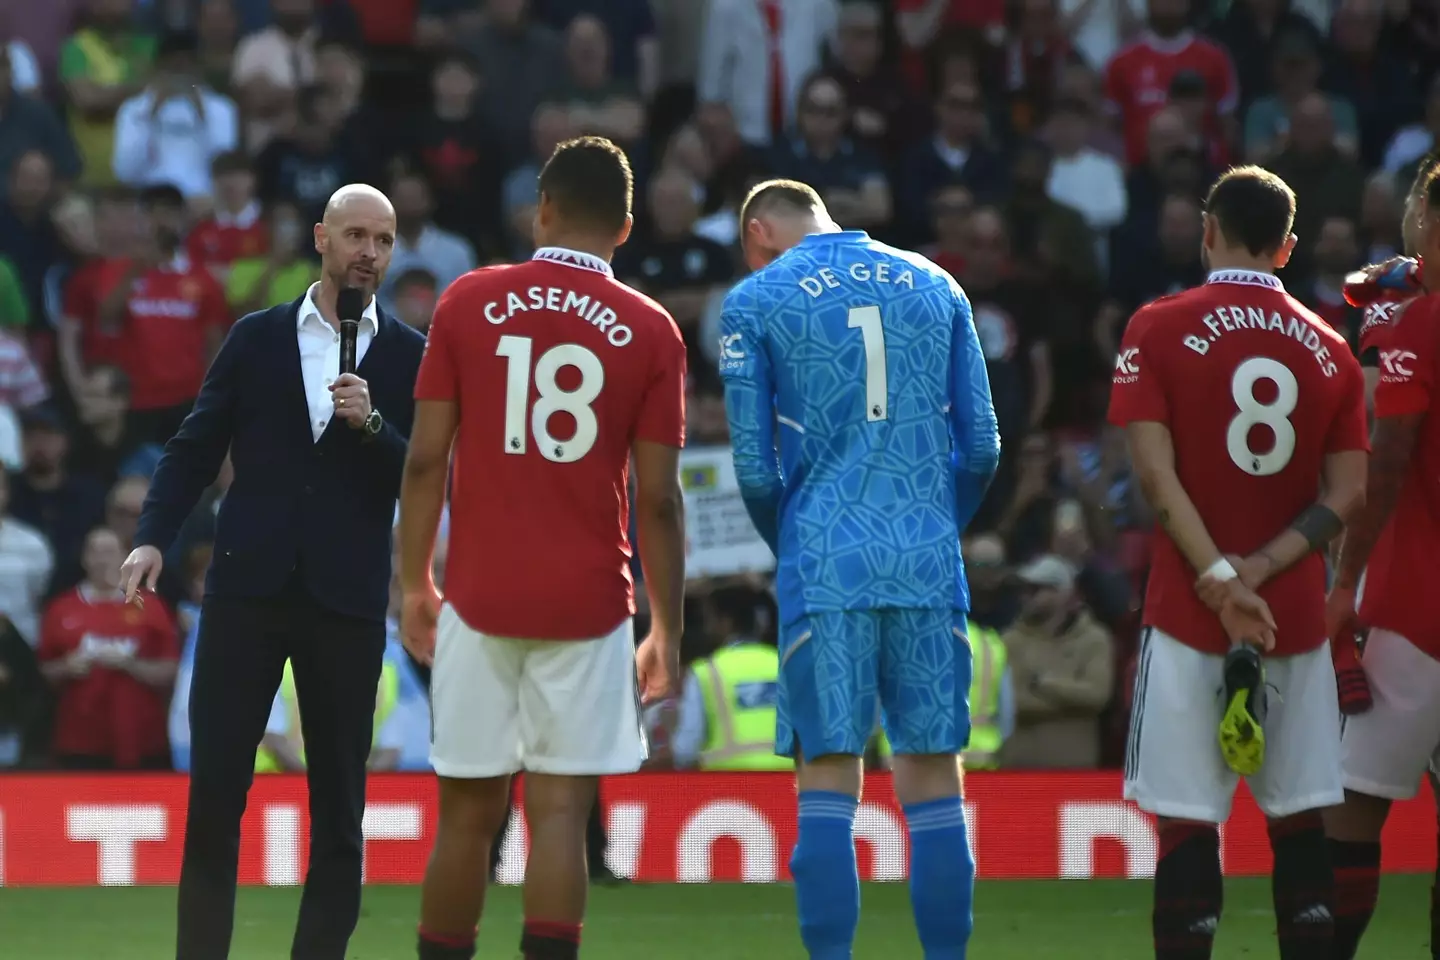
[0,877,1431,958]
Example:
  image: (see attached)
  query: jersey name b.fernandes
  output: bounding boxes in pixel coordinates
[415,247,687,641]
[1107,270,1368,657]
[717,231,999,623]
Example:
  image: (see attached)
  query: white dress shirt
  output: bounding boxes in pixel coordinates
[296,283,377,442]
[112,87,240,198]
[697,0,838,146]
[0,516,53,646]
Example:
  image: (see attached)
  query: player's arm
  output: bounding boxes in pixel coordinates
[398,290,462,597]
[634,315,690,651]
[718,292,783,552]
[1244,363,1369,584]
[1334,305,1433,592]
[1125,422,1227,575]
[948,284,1001,529]
[1334,415,1422,590]
[633,440,686,646]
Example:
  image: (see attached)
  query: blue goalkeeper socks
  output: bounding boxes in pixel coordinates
[904,796,975,960]
[790,790,860,960]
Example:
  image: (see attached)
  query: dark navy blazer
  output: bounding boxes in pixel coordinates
[135,295,427,622]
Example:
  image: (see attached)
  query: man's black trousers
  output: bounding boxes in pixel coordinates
[176,582,385,960]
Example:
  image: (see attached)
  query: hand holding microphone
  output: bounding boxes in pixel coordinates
[330,286,374,429]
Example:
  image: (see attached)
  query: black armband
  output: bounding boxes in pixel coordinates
[1291,504,1345,551]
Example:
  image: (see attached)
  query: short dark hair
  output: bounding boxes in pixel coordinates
[211,150,252,176]
[739,179,823,231]
[1424,162,1440,211]
[393,267,438,293]
[435,50,479,77]
[537,136,633,235]
[1411,149,1440,202]
[1204,166,1297,257]
[139,183,186,211]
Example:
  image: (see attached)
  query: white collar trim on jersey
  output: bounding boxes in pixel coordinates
[532,246,614,277]
[1206,269,1284,291]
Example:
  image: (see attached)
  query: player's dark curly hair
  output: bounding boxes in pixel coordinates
[537,136,634,235]
[1416,151,1440,204]
[1204,166,1297,257]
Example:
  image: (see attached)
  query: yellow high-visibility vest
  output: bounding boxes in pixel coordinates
[695,643,794,771]
[873,620,1007,768]
[963,624,1007,770]
[255,659,399,773]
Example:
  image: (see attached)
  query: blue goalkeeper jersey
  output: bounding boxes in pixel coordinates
[718,230,1000,623]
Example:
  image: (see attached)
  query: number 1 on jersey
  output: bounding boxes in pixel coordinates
[848,304,888,421]
[496,334,605,463]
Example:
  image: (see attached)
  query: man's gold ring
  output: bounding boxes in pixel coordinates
[338,398,346,407]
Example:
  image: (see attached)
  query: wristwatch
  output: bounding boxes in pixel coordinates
[363,409,384,437]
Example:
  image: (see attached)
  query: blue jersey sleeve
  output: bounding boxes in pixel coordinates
[948,283,1000,529]
[718,286,783,553]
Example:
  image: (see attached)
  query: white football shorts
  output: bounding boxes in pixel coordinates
[1124,627,1343,823]
[1340,628,1440,800]
[429,604,648,778]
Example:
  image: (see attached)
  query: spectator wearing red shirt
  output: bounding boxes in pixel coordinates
[921,183,975,278]
[895,0,1008,92]
[38,526,179,769]
[57,187,144,398]
[1103,0,1238,166]
[95,185,230,445]
[186,151,268,282]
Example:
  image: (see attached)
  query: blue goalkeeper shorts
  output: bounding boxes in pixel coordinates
[774,609,972,761]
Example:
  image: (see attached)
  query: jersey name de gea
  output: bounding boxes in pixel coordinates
[1185,301,1340,377]
[796,260,917,298]
[481,284,634,347]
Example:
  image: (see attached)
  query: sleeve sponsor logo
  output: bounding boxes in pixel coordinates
[1113,348,1140,383]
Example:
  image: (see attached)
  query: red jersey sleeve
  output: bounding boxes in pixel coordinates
[200,273,231,331]
[1358,300,1403,356]
[1374,298,1438,419]
[62,263,98,323]
[1106,307,1169,426]
[415,279,463,402]
[633,309,687,447]
[1326,359,1371,453]
[36,597,71,662]
[1102,52,1127,115]
[1208,43,1240,115]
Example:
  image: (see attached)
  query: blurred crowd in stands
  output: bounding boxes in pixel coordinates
[0,0,1434,774]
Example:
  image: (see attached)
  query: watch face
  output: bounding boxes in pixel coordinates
[366,411,382,433]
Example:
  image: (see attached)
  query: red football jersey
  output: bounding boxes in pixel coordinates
[1108,270,1369,656]
[1103,31,1239,166]
[415,247,688,640]
[38,587,179,766]
[1361,293,1440,656]
[98,254,231,410]
[63,258,126,367]
[186,207,268,278]
[1357,296,1415,356]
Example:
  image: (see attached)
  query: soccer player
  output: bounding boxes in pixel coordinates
[396,137,688,960]
[719,179,1000,960]
[1108,166,1369,960]
[1324,165,1440,960]
[1330,150,1438,713]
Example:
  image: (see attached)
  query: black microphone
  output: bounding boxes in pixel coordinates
[337,286,363,375]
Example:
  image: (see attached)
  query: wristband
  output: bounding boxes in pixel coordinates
[1204,558,1238,582]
